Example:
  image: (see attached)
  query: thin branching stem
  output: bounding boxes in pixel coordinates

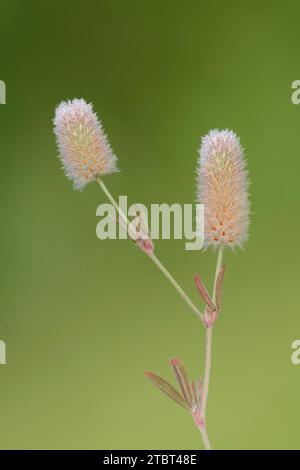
[97,177,203,322]
[148,252,203,321]
[199,425,212,450]
[201,245,224,441]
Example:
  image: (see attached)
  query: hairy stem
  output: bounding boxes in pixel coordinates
[193,413,212,450]
[202,246,224,437]
[199,245,223,450]
[97,177,203,321]
[148,252,203,321]
[199,425,212,451]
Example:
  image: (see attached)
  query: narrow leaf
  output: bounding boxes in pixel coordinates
[215,264,225,311]
[194,275,216,311]
[170,357,193,408]
[144,370,188,409]
[191,381,198,407]
[196,378,203,406]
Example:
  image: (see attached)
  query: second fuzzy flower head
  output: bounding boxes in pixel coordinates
[53,98,118,190]
[197,129,250,249]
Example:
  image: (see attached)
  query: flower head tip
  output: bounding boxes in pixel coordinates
[53,98,118,190]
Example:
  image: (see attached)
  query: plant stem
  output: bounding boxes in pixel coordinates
[97,177,203,322]
[97,177,129,230]
[148,252,203,321]
[199,425,212,451]
[202,245,224,419]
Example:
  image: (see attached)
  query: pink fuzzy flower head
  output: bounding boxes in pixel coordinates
[53,98,118,190]
[197,130,250,249]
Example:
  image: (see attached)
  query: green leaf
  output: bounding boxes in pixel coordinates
[215,264,225,311]
[194,275,216,311]
[170,357,193,408]
[144,370,188,409]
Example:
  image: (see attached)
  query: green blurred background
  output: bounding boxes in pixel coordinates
[0,0,299,450]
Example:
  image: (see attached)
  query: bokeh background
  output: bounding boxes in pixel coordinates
[0,0,299,450]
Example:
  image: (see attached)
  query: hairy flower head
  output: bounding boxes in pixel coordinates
[53,98,118,190]
[197,129,250,249]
